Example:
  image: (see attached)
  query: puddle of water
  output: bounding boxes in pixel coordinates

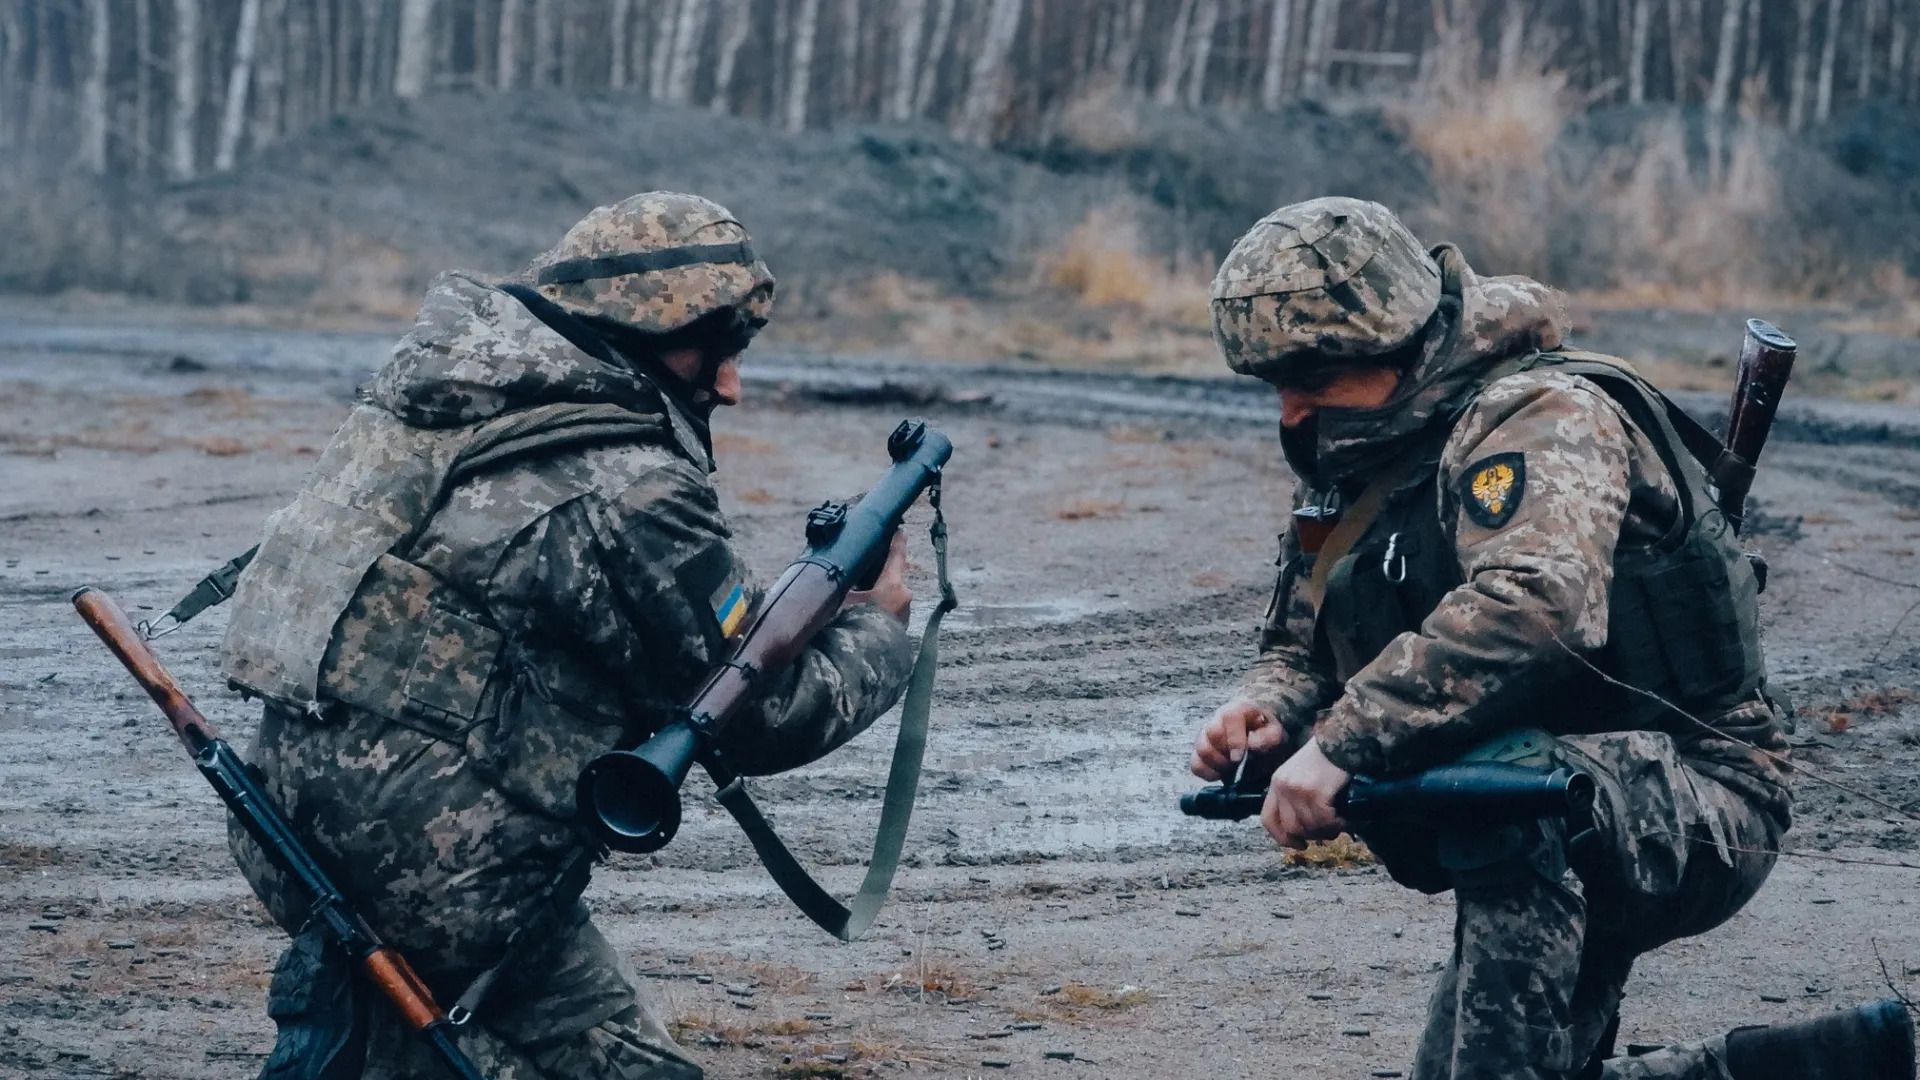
[946,597,1108,630]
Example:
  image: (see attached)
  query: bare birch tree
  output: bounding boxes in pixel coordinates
[1816,0,1842,123]
[665,0,708,104]
[959,0,1023,142]
[214,0,262,169]
[1708,0,1745,116]
[81,0,110,173]
[1157,0,1197,104]
[393,0,433,98]
[1627,0,1652,104]
[1260,0,1294,107]
[786,0,821,132]
[496,0,521,90]
[915,0,956,114]
[170,0,200,179]
[1184,0,1220,106]
[890,0,927,121]
[712,0,752,109]
[1302,0,1339,95]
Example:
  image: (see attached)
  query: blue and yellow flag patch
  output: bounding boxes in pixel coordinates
[712,582,749,639]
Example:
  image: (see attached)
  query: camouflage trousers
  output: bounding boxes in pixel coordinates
[1408,730,1786,1080]
[267,913,701,1080]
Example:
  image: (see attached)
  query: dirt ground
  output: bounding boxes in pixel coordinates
[2,302,1919,1079]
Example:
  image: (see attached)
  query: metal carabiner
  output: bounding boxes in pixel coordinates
[1381,531,1408,584]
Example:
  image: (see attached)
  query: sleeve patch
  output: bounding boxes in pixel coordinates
[1461,452,1526,529]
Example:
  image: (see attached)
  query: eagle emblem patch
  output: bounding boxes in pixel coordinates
[1462,453,1525,528]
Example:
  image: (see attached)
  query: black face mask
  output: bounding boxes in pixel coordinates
[1279,412,1323,488]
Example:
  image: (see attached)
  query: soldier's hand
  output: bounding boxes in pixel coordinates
[844,531,912,622]
[1260,737,1349,850]
[1190,699,1286,780]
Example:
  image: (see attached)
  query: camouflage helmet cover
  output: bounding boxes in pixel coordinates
[529,191,775,335]
[1211,196,1441,380]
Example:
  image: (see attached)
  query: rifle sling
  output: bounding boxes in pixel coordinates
[1307,456,1423,615]
[710,492,957,941]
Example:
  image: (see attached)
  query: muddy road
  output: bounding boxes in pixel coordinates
[3,307,1918,1079]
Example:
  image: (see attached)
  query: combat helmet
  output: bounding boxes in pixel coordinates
[530,190,775,339]
[1211,196,1441,382]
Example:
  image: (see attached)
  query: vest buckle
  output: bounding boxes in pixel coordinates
[1381,531,1408,584]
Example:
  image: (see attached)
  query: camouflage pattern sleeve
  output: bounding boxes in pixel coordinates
[1315,372,1640,776]
[493,455,914,776]
[1237,514,1339,745]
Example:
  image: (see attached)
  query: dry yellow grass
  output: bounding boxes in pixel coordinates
[1284,833,1376,869]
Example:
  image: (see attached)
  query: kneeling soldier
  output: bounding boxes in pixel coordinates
[1190,197,1913,1080]
[220,192,915,1079]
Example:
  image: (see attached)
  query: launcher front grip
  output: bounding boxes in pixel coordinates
[1180,762,1596,824]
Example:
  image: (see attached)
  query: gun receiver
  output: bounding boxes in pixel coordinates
[1180,762,1595,825]
[577,418,952,854]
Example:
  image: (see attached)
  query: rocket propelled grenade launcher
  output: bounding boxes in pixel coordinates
[1180,762,1596,826]
[578,419,953,855]
[1720,319,1798,534]
[71,587,486,1080]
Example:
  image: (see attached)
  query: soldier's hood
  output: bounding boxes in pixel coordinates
[366,271,712,468]
[1308,245,1569,491]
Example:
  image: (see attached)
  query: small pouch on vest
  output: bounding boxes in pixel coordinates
[318,554,504,738]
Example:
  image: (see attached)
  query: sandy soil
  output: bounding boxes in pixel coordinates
[2,305,1918,1079]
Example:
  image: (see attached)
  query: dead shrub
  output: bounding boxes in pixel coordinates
[1041,206,1209,325]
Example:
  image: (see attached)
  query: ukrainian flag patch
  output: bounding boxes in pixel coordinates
[713,582,748,638]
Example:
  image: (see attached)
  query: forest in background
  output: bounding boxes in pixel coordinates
[1,1,1917,384]
[6,0,1920,180]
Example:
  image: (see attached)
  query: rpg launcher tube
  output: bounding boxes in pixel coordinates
[577,419,952,855]
[1180,763,1596,825]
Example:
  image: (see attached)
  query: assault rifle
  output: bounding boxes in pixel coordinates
[1180,761,1595,826]
[576,418,956,941]
[73,587,485,1080]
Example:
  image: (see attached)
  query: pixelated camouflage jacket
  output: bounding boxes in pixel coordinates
[227,272,913,999]
[1237,247,1790,815]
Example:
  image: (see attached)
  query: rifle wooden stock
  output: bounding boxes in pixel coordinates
[1721,319,1797,530]
[72,587,486,1080]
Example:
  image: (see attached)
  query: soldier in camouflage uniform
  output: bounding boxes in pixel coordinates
[1189,197,1914,1080]
[218,192,916,1079]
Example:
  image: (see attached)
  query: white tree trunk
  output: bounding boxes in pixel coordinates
[665,0,708,103]
[82,0,110,174]
[914,0,956,113]
[786,0,821,131]
[958,0,1022,142]
[497,0,520,89]
[1184,0,1220,106]
[1788,0,1818,129]
[1497,0,1526,81]
[610,0,631,88]
[1816,0,1841,122]
[890,0,926,120]
[533,0,558,87]
[1260,0,1292,108]
[393,0,434,98]
[1302,0,1338,94]
[712,0,751,109]
[1157,0,1197,104]
[1858,0,1878,99]
[171,0,200,179]
[1627,0,1651,104]
[648,0,677,97]
[249,0,282,150]
[214,0,262,169]
[1708,0,1744,116]
[1893,6,1911,102]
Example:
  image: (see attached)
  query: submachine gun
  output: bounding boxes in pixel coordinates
[576,418,956,940]
[1180,761,1596,828]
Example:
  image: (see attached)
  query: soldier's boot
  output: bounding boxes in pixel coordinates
[1725,1000,1914,1080]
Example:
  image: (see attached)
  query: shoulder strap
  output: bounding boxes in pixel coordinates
[1307,455,1425,614]
[710,491,958,941]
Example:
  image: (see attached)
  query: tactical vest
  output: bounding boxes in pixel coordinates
[1311,352,1767,736]
[219,398,689,732]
